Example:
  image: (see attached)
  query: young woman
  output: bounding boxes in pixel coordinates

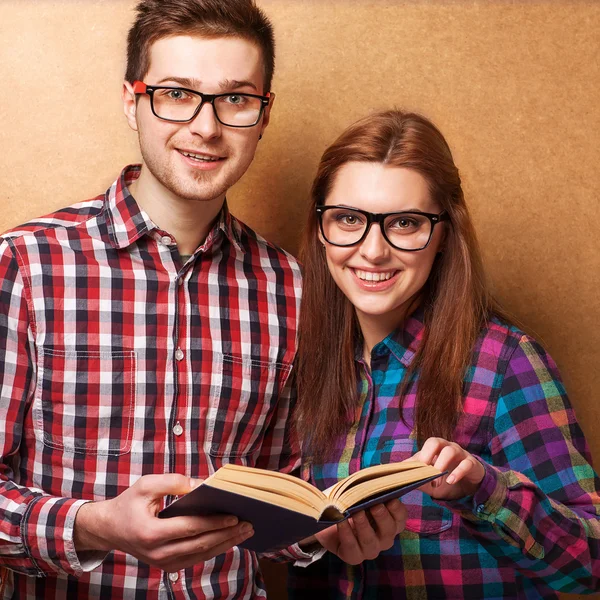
[289,111,600,598]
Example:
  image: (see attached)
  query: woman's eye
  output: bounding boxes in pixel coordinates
[334,213,363,227]
[392,218,418,228]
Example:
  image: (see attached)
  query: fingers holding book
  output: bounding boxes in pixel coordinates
[74,473,255,572]
[313,499,407,565]
[411,437,485,500]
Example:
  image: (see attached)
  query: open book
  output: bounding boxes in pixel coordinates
[159,461,444,552]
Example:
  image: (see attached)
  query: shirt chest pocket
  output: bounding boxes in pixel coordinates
[206,353,292,460]
[34,347,136,456]
[382,438,453,535]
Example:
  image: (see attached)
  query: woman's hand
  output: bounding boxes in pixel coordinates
[412,437,485,500]
[306,499,407,565]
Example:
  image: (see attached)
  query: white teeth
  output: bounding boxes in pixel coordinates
[354,269,397,282]
[181,151,220,162]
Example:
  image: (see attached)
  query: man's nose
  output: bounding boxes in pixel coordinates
[187,101,222,140]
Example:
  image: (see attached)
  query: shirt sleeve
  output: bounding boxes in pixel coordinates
[0,238,96,577]
[441,334,600,594]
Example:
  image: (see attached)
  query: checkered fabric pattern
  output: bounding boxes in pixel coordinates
[289,312,600,598]
[0,165,305,599]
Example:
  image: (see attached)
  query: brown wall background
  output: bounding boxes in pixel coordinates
[1,1,599,598]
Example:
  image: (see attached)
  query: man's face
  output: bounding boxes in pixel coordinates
[124,35,272,204]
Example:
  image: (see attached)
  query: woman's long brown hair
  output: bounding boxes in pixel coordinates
[295,110,507,462]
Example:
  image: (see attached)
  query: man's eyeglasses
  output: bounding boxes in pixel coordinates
[316,205,449,252]
[132,81,270,128]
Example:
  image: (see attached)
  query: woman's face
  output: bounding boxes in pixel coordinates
[321,161,445,340]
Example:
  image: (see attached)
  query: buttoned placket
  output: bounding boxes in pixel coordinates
[357,360,376,471]
[347,360,375,599]
[156,233,187,441]
[155,232,189,596]
[174,266,186,445]
[173,256,192,448]
[354,349,397,600]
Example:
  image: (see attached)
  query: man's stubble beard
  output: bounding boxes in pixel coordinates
[139,138,243,203]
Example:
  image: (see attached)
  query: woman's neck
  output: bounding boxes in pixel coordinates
[358,294,422,366]
[360,315,402,367]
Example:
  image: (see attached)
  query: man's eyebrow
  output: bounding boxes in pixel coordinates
[155,76,201,87]
[219,79,259,92]
[153,77,259,93]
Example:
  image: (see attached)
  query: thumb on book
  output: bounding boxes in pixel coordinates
[133,473,203,498]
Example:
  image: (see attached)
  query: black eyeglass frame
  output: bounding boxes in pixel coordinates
[132,81,270,128]
[316,205,450,252]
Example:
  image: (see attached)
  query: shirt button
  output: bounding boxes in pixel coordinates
[173,422,183,436]
[178,277,184,286]
[161,235,172,245]
[168,571,179,582]
[175,348,184,361]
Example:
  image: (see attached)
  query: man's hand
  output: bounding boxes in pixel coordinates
[311,499,407,565]
[411,437,485,500]
[74,473,254,572]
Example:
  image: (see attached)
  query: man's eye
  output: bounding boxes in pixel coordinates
[225,95,245,105]
[165,89,188,100]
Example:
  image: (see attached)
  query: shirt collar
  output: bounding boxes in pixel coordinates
[103,164,243,253]
[361,306,426,368]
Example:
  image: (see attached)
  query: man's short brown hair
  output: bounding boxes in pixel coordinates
[125,0,275,92]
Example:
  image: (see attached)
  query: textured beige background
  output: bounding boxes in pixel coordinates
[1,1,599,598]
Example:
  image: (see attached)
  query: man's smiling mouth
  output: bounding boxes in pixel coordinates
[177,149,224,162]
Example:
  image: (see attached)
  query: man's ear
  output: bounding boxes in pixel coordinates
[122,81,139,132]
[259,92,275,137]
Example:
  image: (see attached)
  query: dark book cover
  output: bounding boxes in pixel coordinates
[158,471,444,552]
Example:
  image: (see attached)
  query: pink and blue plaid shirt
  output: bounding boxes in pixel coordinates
[290,311,600,599]
[0,165,307,599]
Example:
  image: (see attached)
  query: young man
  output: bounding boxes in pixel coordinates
[0,1,405,598]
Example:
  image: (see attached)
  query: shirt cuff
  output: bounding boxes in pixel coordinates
[289,542,327,567]
[21,496,106,576]
[261,542,326,566]
[435,461,508,522]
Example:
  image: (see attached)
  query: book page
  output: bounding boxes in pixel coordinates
[334,466,441,512]
[326,461,429,499]
[213,464,327,511]
[206,478,323,519]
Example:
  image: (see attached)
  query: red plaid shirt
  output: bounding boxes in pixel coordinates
[0,165,305,599]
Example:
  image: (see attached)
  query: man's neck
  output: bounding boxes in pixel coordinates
[129,166,225,256]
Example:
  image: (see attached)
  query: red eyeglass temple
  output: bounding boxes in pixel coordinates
[131,80,271,100]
